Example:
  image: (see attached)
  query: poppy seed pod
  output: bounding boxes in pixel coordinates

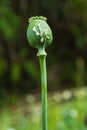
[27,16,53,50]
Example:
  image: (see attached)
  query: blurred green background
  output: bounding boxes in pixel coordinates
[1,0,87,93]
[0,0,87,129]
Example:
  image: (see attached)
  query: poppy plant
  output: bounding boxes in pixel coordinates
[27,16,53,130]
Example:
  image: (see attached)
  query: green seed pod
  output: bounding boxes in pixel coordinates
[27,16,53,49]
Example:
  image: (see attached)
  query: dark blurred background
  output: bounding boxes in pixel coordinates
[0,0,87,95]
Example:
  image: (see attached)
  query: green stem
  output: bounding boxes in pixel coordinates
[38,49,47,130]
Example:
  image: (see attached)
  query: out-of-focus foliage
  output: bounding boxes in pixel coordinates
[0,88,87,130]
[0,0,21,40]
[64,0,87,49]
[0,0,87,93]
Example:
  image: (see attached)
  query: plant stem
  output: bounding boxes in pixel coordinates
[38,53,47,130]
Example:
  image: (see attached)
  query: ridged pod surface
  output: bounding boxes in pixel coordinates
[27,16,53,49]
